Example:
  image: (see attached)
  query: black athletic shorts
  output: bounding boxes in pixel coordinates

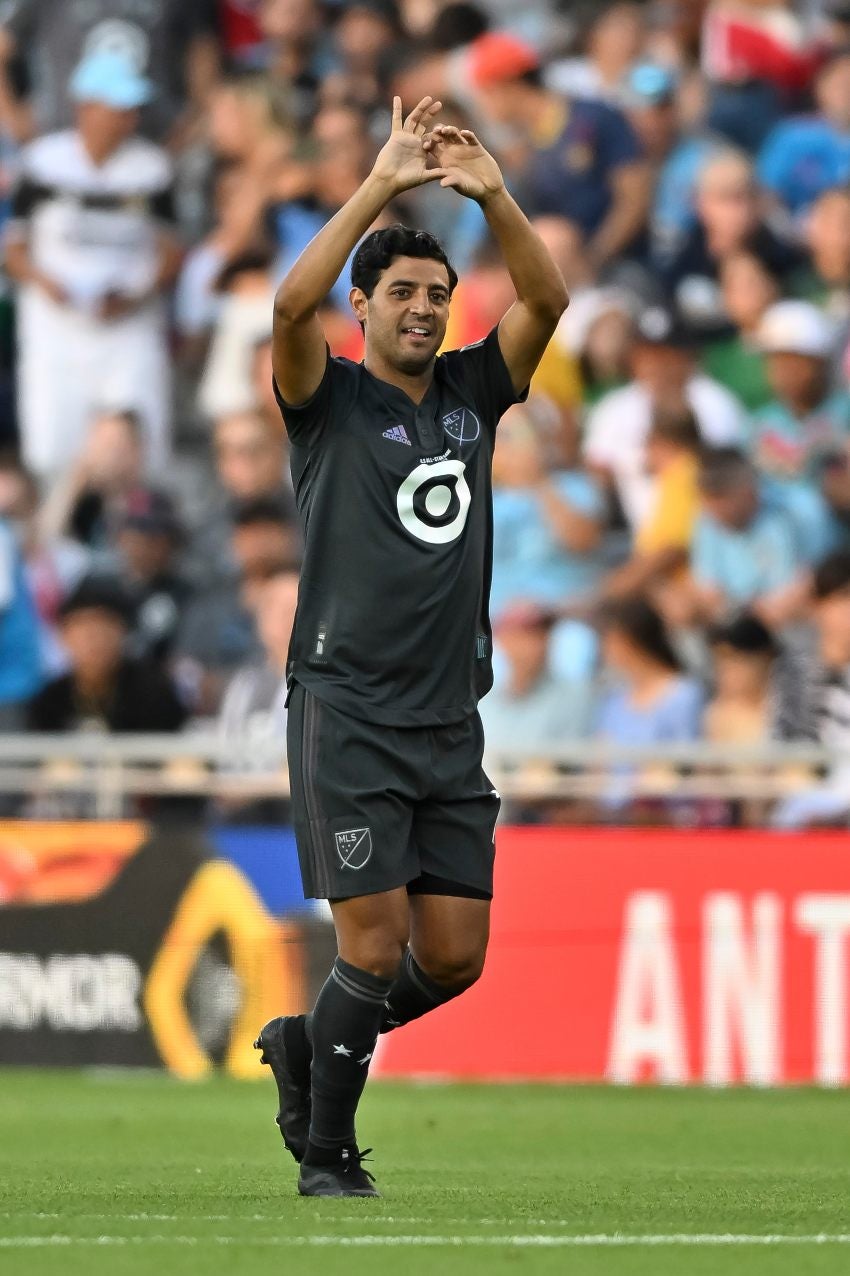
[286,681,500,901]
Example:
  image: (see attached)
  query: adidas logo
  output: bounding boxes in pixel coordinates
[383,424,411,446]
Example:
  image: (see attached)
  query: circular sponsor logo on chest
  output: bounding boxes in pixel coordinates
[396,459,471,544]
[442,407,480,446]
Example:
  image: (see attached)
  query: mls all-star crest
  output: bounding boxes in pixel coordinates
[334,827,373,870]
[442,407,480,446]
[396,459,471,545]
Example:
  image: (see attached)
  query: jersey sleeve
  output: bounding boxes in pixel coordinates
[273,349,350,448]
[442,325,528,434]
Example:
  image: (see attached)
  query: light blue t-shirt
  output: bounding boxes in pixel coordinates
[480,671,594,755]
[491,471,607,615]
[749,392,850,485]
[758,116,850,217]
[692,504,802,603]
[595,676,704,747]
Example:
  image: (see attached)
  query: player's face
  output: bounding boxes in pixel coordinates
[355,256,451,375]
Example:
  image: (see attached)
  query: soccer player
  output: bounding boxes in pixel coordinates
[255,95,568,1198]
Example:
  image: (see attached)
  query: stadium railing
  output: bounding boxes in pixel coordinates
[0,734,839,818]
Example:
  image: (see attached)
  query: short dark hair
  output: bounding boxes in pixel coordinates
[708,612,780,657]
[351,224,458,298]
[232,496,294,530]
[648,404,702,454]
[597,595,682,673]
[698,447,755,496]
[814,550,850,599]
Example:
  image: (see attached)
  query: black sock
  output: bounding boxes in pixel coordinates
[305,957,394,1165]
[380,949,463,1034]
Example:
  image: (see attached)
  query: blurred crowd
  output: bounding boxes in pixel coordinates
[0,0,849,827]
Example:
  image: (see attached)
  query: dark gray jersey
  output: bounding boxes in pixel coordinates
[276,326,525,726]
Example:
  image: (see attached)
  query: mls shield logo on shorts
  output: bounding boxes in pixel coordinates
[335,827,373,870]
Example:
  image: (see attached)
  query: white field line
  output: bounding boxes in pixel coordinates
[2,1234,850,1249]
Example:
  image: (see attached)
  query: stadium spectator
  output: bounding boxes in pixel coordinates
[27,576,186,733]
[702,251,777,410]
[216,565,298,820]
[491,403,607,616]
[626,64,724,266]
[481,600,594,755]
[39,410,147,558]
[4,51,181,480]
[257,0,333,126]
[594,594,704,813]
[606,403,702,597]
[0,455,88,675]
[177,496,299,713]
[469,34,651,266]
[796,187,850,366]
[198,249,276,421]
[690,447,810,627]
[772,551,850,827]
[546,3,646,106]
[0,0,219,143]
[114,489,192,666]
[750,300,850,488]
[705,612,783,745]
[758,47,850,221]
[661,149,802,337]
[184,411,292,589]
[584,304,744,529]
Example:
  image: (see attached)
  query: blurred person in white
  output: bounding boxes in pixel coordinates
[479,600,593,756]
[0,455,88,676]
[197,250,276,421]
[749,302,850,545]
[4,51,181,481]
[0,0,218,144]
[218,566,298,787]
[491,401,607,618]
[39,409,146,557]
[773,551,850,828]
[584,304,744,531]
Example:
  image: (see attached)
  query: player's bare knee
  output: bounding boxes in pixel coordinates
[340,929,406,980]
[419,945,486,991]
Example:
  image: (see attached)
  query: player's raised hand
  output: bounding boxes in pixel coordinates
[422,125,506,204]
[371,96,446,194]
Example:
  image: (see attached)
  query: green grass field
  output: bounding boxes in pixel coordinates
[1,1072,850,1275]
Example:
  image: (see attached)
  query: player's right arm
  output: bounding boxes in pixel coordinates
[272,95,446,408]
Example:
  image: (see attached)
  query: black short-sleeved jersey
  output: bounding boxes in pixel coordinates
[275,325,525,727]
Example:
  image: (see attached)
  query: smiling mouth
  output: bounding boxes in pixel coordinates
[401,327,432,338]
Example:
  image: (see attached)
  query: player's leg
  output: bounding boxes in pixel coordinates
[381,889,490,1032]
[380,712,498,1034]
[303,887,409,1179]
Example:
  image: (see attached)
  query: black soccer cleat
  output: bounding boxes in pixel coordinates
[298,1146,380,1198]
[254,1015,311,1163]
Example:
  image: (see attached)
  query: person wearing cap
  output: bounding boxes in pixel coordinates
[468,31,651,267]
[750,299,850,488]
[758,46,850,223]
[26,574,186,735]
[0,0,217,143]
[583,302,745,530]
[115,488,193,667]
[4,50,181,482]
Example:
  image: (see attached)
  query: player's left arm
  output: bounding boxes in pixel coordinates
[424,125,568,395]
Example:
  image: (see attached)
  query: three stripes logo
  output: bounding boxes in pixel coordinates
[383,424,412,446]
